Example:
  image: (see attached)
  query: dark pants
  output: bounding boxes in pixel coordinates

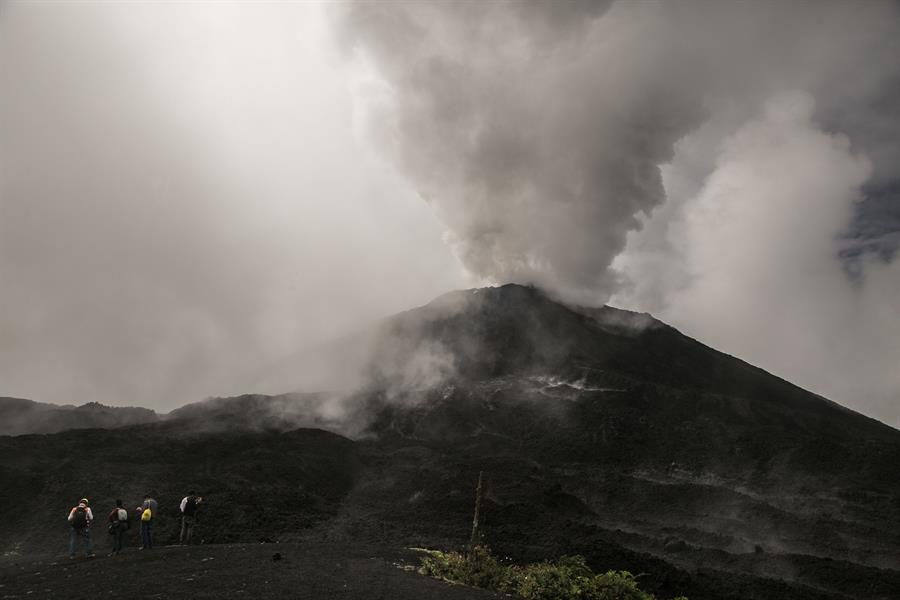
[69,527,92,557]
[111,524,126,554]
[180,515,196,544]
[140,520,153,549]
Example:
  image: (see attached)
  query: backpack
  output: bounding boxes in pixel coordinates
[71,506,88,530]
[183,496,198,517]
[108,508,129,531]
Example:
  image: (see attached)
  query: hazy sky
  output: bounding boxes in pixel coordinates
[1,2,898,426]
[0,2,466,409]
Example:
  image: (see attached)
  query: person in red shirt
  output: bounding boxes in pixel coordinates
[107,499,129,555]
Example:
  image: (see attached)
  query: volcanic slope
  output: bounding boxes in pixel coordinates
[1,284,898,599]
[326,284,900,599]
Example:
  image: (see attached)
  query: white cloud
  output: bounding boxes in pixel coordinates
[616,93,900,426]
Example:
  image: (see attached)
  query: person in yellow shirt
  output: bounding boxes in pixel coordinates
[136,494,158,549]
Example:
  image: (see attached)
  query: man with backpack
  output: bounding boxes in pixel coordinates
[136,494,158,549]
[107,499,129,555]
[179,490,202,545]
[67,498,94,559]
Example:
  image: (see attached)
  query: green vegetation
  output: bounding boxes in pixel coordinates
[417,545,687,600]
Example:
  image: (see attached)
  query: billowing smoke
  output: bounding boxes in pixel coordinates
[337,1,900,425]
[338,1,703,300]
[337,1,900,302]
[615,93,900,426]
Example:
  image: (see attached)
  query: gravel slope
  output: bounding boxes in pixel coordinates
[0,543,502,600]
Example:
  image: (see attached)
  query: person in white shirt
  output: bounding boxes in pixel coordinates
[67,498,94,559]
[179,491,202,545]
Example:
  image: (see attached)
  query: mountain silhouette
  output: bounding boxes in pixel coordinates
[0,397,159,436]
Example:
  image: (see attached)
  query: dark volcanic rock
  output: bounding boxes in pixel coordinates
[333,285,900,598]
[2,284,898,600]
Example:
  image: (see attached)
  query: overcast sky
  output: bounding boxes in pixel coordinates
[1,1,898,427]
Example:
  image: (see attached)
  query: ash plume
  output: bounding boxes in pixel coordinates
[336,1,900,305]
[337,1,703,301]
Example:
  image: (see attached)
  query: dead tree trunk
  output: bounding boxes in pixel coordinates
[469,471,483,549]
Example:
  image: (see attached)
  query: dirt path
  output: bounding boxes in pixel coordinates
[0,542,502,600]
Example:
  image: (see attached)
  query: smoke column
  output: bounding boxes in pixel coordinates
[337,1,900,302]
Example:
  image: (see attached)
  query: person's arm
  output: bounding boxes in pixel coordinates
[86,508,93,524]
[67,507,75,522]
[180,496,187,513]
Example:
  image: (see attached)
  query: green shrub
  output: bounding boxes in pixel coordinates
[511,555,592,599]
[419,545,511,590]
[580,570,654,600]
[416,546,685,600]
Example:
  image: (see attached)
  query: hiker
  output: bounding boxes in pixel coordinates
[179,491,202,545]
[107,499,129,555]
[67,498,94,559]
[136,494,158,549]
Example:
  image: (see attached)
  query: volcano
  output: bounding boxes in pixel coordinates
[1,284,898,600]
